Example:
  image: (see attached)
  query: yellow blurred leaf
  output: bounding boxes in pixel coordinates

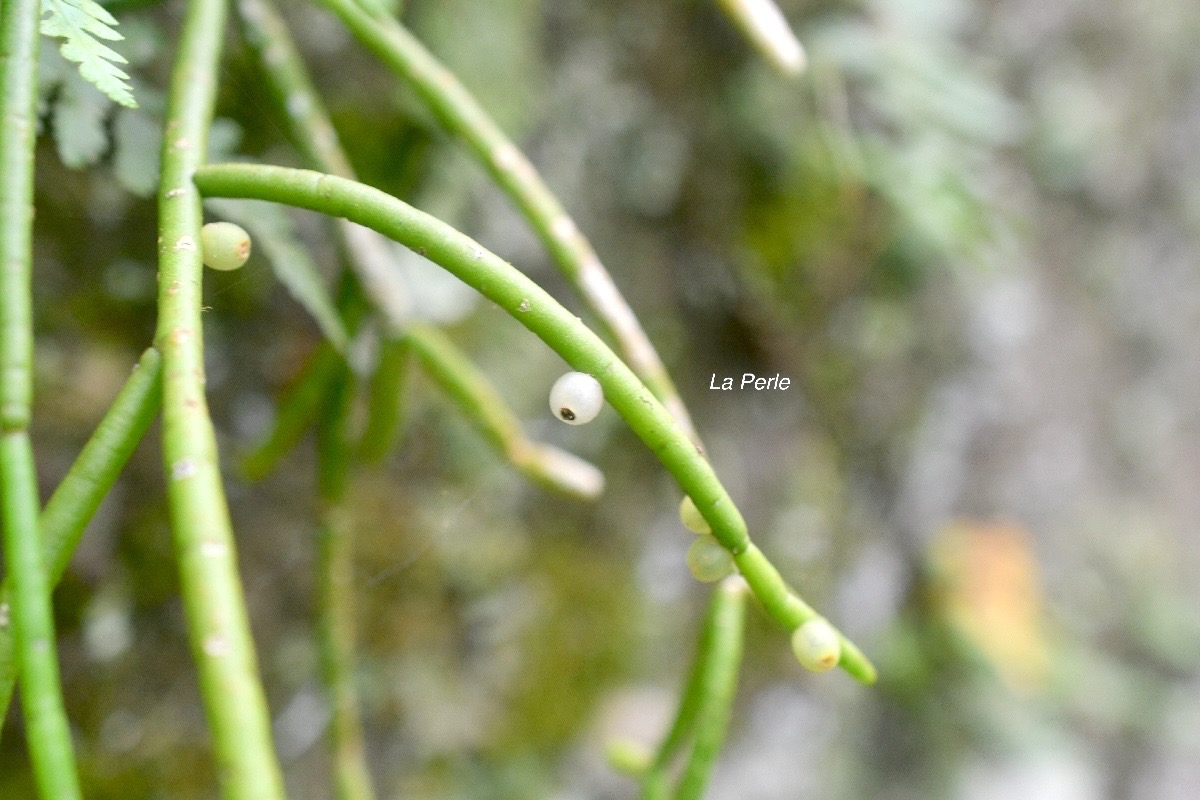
[928,519,1050,692]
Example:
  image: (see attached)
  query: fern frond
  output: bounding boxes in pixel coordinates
[40,0,137,108]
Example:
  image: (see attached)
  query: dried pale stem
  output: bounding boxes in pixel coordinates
[194,163,875,683]
[311,0,699,442]
[155,0,285,796]
[714,0,807,76]
[405,321,604,500]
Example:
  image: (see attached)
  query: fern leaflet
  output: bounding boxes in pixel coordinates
[40,0,137,108]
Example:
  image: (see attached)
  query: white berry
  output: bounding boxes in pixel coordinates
[686,536,734,583]
[549,371,603,425]
[790,618,841,673]
[679,496,711,534]
[201,222,251,271]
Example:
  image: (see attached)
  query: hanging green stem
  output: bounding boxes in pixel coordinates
[309,0,699,442]
[0,0,37,431]
[672,578,747,799]
[0,0,83,793]
[155,1,286,796]
[242,344,341,480]
[0,348,162,724]
[636,577,746,800]
[358,335,410,462]
[0,435,82,799]
[194,162,876,684]
[316,369,378,800]
[236,0,411,326]
[638,624,717,797]
[405,322,604,500]
[239,0,593,484]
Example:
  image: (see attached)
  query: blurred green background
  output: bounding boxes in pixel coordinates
[3,0,1200,797]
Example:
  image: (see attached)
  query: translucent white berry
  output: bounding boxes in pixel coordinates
[679,495,711,534]
[201,222,251,271]
[549,371,603,425]
[686,536,734,583]
[790,618,841,673]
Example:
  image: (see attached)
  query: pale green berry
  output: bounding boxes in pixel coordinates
[549,371,603,424]
[201,222,251,271]
[604,738,652,776]
[679,495,711,534]
[686,536,734,583]
[791,618,841,673]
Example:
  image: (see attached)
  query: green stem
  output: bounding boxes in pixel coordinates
[236,0,352,175]
[156,1,286,797]
[639,578,747,800]
[672,578,747,800]
[358,334,409,462]
[0,0,83,793]
[316,370,377,800]
[0,435,82,799]
[236,0,411,326]
[310,0,699,442]
[237,0,600,494]
[241,274,373,481]
[0,0,37,432]
[0,348,163,724]
[640,625,713,798]
[194,162,875,683]
[242,344,340,481]
[405,321,604,500]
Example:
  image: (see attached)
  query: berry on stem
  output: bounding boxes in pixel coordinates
[679,495,712,534]
[549,371,603,425]
[791,618,841,672]
[201,221,252,271]
[687,536,735,583]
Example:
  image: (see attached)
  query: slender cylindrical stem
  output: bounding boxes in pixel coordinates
[0,0,37,430]
[316,370,378,800]
[0,0,83,793]
[0,434,82,798]
[155,1,286,796]
[194,163,875,683]
[242,344,341,480]
[639,577,746,800]
[714,0,807,76]
[405,322,604,500]
[358,335,410,462]
[236,0,411,325]
[311,0,698,441]
[640,621,713,798]
[0,348,163,723]
[672,578,746,800]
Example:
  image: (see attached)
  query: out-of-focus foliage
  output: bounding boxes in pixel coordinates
[4,0,1200,798]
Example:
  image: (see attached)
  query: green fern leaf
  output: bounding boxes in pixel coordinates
[40,0,137,108]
